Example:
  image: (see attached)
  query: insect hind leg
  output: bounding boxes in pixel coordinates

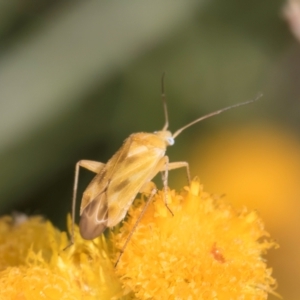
[115,187,157,267]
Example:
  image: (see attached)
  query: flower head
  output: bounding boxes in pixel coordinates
[0,214,125,299]
[0,179,278,299]
[113,179,278,299]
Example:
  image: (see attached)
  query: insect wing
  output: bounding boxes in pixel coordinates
[79,192,108,239]
[78,137,133,238]
[79,137,133,215]
[106,137,165,227]
[79,133,165,238]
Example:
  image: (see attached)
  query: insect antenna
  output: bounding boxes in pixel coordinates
[161,72,169,131]
[172,93,262,139]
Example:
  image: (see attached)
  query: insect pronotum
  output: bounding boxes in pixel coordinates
[70,74,261,265]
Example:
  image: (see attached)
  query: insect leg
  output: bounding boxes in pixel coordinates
[70,160,105,246]
[165,161,191,183]
[115,186,157,268]
[159,156,175,216]
[159,159,191,216]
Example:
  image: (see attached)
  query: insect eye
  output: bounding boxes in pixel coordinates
[166,137,175,146]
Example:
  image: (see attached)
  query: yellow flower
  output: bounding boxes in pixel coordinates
[0,179,278,299]
[0,214,125,299]
[188,124,300,298]
[112,179,278,299]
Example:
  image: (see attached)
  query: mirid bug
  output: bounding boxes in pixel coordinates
[70,74,261,263]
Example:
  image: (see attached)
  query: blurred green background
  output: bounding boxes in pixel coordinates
[0,0,299,299]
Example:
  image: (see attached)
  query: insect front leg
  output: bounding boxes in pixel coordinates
[70,160,106,245]
[157,156,174,216]
[164,161,191,184]
[159,158,191,216]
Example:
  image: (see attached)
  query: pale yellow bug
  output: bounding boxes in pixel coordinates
[70,75,261,264]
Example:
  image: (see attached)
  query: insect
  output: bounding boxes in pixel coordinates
[70,74,261,260]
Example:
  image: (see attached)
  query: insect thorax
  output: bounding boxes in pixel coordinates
[131,131,174,149]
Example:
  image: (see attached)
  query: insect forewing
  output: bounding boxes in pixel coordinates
[79,192,108,239]
[105,132,167,227]
[79,132,167,239]
[78,137,132,239]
